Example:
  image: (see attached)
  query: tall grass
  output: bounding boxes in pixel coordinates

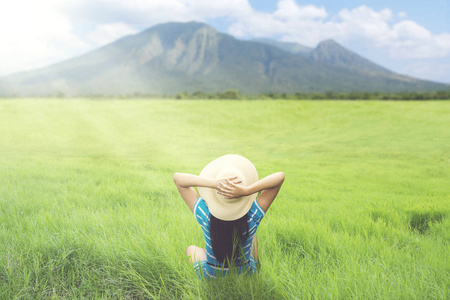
[0,99,448,299]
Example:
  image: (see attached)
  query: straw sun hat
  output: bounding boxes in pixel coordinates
[197,154,259,221]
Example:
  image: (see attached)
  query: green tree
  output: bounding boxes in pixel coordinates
[218,90,241,99]
[176,92,187,99]
[193,91,206,99]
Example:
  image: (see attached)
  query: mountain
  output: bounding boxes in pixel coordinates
[0,21,448,96]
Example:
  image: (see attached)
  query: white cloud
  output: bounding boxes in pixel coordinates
[398,11,407,18]
[371,21,450,58]
[393,20,431,40]
[274,0,327,20]
[228,1,330,45]
[93,0,253,26]
[86,23,138,46]
[0,0,90,76]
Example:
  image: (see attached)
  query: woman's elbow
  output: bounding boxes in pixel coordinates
[278,172,285,184]
[173,173,180,185]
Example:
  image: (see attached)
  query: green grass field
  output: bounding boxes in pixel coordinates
[0,99,449,299]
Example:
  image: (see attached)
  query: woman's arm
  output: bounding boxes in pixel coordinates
[216,172,285,212]
[173,173,219,189]
[173,173,208,212]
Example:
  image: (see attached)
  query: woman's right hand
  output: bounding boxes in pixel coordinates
[216,177,249,199]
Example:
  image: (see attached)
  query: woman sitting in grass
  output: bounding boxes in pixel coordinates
[173,154,284,279]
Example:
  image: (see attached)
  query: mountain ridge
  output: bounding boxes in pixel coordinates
[0,21,448,96]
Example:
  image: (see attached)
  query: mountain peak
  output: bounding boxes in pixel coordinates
[311,39,392,75]
[317,39,339,46]
[314,39,347,52]
[140,21,215,40]
[146,21,211,31]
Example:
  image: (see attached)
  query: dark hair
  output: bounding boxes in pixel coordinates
[210,213,249,266]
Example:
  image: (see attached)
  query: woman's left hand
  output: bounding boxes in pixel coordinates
[216,177,249,199]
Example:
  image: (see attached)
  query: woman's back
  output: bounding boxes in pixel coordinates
[193,197,265,278]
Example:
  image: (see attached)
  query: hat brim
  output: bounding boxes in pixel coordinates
[198,154,258,221]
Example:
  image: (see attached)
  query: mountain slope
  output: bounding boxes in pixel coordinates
[0,22,448,96]
[252,38,313,56]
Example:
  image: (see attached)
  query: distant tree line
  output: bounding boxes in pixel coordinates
[176,90,242,99]
[2,89,450,100]
[175,90,450,100]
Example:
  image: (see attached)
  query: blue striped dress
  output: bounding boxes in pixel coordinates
[192,197,265,279]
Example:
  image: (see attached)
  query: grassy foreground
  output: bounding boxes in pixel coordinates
[0,99,449,299]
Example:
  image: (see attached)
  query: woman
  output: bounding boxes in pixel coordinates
[173,154,284,279]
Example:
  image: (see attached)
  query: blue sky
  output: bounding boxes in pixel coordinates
[0,0,449,83]
[248,0,449,34]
